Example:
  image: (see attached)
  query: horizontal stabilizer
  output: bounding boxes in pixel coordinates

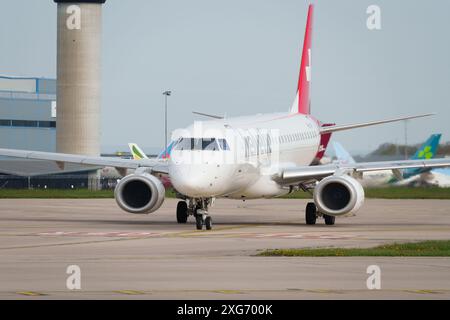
[192,111,224,119]
[320,113,434,134]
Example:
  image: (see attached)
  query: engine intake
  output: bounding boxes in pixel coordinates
[313,174,364,216]
[114,173,165,214]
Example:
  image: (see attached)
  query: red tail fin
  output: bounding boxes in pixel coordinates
[290,4,313,114]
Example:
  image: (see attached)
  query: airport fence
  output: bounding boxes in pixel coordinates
[0,175,120,190]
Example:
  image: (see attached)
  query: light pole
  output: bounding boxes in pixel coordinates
[404,120,408,160]
[162,90,172,159]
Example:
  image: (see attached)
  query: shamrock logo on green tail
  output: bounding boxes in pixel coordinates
[418,146,433,159]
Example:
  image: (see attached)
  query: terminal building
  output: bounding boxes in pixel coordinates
[0,75,107,188]
[0,75,142,189]
[0,75,57,151]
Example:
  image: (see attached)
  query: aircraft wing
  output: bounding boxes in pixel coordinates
[277,158,450,184]
[0,148,168,175]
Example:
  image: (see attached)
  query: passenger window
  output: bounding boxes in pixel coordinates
[173,138,191,151]
[218,139,230,150]
[173,138,226,151]
[202,138,219,151]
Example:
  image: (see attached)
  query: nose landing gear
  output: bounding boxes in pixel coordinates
[195,209,212,230]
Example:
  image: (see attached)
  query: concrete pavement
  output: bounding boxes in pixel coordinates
[0,198,449,299]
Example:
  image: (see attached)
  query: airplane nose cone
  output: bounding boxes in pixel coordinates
[169,163,231,197]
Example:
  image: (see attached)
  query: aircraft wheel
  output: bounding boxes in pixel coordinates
[305,202,317,225]
[195,214,203,230]
[205,216,212,230]
[324,214,336,225]
[176,201,188,223]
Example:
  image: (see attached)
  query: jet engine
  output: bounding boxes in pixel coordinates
[114,173,165,214]
[313,174,364,216]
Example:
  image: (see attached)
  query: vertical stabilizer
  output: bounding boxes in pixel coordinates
[401,134,442,179]
[128,143,149,160]
[411,134,442,160]
[332,141,356,165]
[290,4,313,114]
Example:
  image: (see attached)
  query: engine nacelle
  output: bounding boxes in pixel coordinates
[114,173,165,214]
[313,174,365,216]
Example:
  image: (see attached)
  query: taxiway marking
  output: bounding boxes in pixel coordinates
[114,290,146,295]
[16,291,47,296]
[35,231,358,240]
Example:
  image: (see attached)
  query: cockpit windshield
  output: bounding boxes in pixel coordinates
[173,138,230,151]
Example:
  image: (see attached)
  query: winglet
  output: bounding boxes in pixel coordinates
[290,4,313,114]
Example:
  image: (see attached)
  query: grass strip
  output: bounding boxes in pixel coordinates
[257,240,450,257]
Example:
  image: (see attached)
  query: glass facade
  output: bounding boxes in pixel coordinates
[0,119,56,128]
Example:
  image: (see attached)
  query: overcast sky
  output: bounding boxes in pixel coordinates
[1,0,449,155]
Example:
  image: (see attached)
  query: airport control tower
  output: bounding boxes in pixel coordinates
[54,0,106,189]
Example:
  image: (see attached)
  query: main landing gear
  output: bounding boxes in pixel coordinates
[176,198,213,230]
[305,202,335,226]
[176,201,188,223]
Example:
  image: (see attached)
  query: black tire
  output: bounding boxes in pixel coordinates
[305,202,317,225]
[205,216,212,230]
[176,201,188,223]
[324,214,335,225]
[195,214,203,230]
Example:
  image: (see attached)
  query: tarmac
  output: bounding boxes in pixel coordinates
[0,198,449,299]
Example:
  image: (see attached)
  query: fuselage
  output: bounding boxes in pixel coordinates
[169,112,321,199]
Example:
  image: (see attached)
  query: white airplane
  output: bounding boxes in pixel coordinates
[396,169,450,188]
[1,4,450,230]
[331,134,442,187]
